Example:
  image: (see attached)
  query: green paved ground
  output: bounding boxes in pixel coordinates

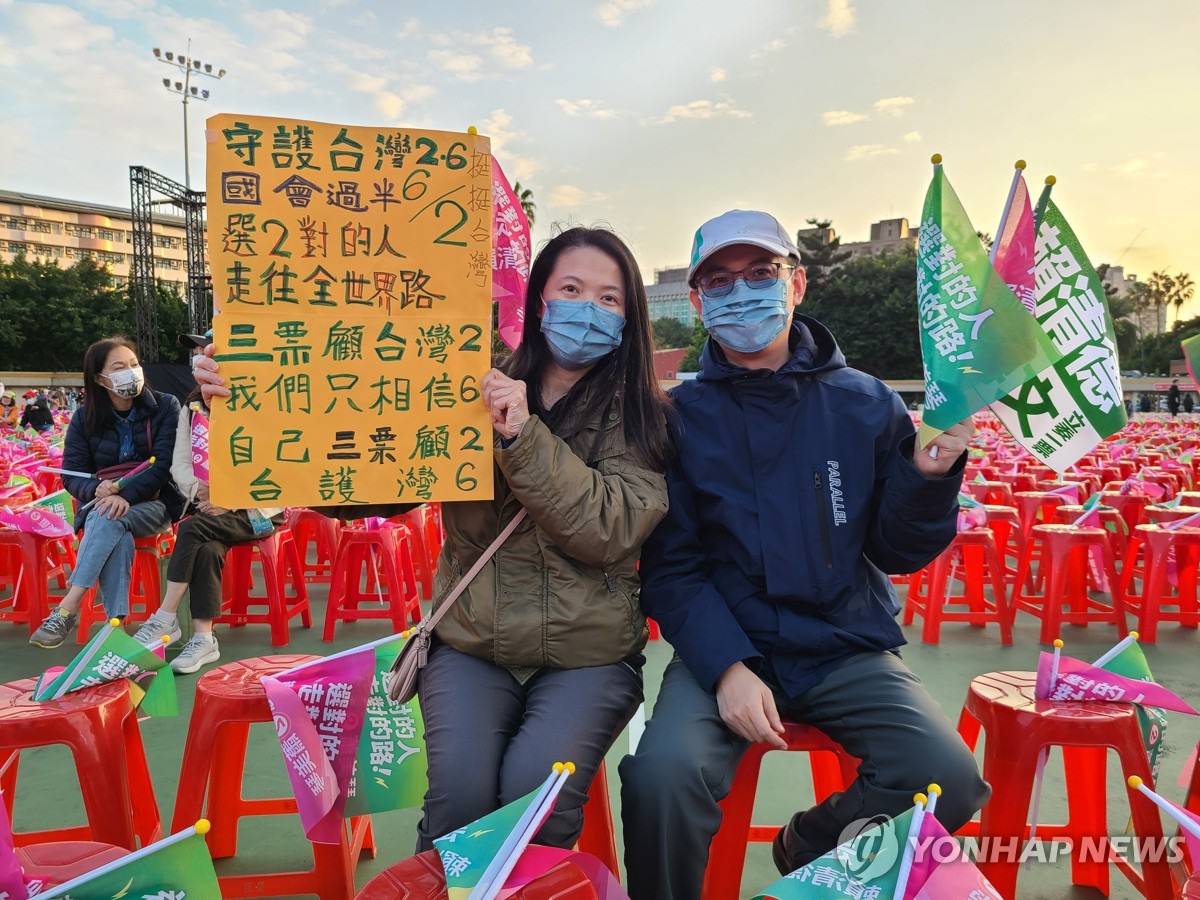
[2,578,1197,899]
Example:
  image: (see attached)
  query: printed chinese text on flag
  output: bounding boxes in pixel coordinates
[991,194,1127,472]
[917,164,1062,444]
[190,405,210,480]
[1035,650,1198,715]
[491,157,531,352]
[35,823,220,900]
[992,169,1037,315]
[262,649,374,844]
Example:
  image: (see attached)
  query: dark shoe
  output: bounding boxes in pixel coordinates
[29,608,78,649]
[772,825,793,875]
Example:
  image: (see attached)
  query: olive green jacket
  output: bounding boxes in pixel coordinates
[432,407,668,676]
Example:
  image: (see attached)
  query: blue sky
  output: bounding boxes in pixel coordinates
[3,0,1199,311]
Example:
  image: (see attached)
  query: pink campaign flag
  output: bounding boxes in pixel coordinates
[190,406,210,481]
[491,157,532,351]
[0,796,30,900]
[503,846,629,900]
[1035,651,1200,715]
[904,810,1002,900]
[0,502,72,539]
[261,649,375,844]
[991,170,1037,315]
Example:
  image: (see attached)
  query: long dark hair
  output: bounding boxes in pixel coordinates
[81,335,139,435]
[505,227,673,470]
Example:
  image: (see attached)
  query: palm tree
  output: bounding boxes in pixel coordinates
[511,181,536,228]
[1147,270,1175,335]
[1172,272,1195,326]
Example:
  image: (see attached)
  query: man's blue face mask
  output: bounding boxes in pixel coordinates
[700,278,790,355]
[540,299,626,370]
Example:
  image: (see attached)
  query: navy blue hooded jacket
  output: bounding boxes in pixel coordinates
[62,388,185,532]
[640,316,964,697]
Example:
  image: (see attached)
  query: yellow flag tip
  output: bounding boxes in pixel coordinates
[552,761,563,773]
[161,635,171,644]
[1015,159,1026,170]
[927,783,943,796]
[467,125,478,135]
[930,153,943,165]
[914,792,928,805]
[196,818,212,835]
[1053,638,1064,648]
[564,761,576,774]
[1045,175,1056,186]
[1129,631,1139,641]
[109,618,122,627]
[1127,775,1143,789]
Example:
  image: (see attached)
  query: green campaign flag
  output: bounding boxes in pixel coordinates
[752,808,913,899]
[991,192,1127,472]
[37,824,220,899]
[1183,334,1200,391]
[344,641,428,816]
[33,488,74,529]
[1100,642,1168,783]
[917,164,1063,443]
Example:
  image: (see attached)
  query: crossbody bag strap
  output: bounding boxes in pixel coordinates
[418,507,527,634]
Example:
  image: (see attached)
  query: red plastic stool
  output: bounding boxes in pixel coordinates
[1118,524,1200,642]
[287,508,341,583]
[218,526,312,646]
[575,759,620,878]
[0,677,161,850]
[171,655,376,900]
[964,480,1016,508]
[1052,503,1130,558]
[76,532,175,643]
[956,670,1172,899]
[1181,874,1200,900]
[903,528,1012,645]
[16,841,129,889]
[353,850,599,900]
[400,506,436,601]
[700,722,859,900]
[0,530,72,633]
[324,523,420,642]
[1012,524,1128,644]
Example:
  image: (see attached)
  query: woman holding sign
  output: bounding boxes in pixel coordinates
[30,336,185,649]
[129,384,285,674]
[196,226,673,851]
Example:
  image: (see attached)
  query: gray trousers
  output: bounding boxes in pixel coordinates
[619,651,990,900]
[68,500,173,618]
[415,642,644,852]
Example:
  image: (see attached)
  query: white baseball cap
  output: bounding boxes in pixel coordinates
[687,209,800,285]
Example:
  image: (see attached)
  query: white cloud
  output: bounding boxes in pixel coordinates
[428,49,483,81]
[240,9,313,52]
[820,0,856,38]
[822,110,867,126]
[873,96,915,117]
[845,144,899,161]
[476,26,533,69]
[1113,158,1148,177]
[596,0,653,27]
[656,99,751,124]
[556,98,618,119]
[548,184,610,207]
[750,38,785,59]
[398,18,420,38]
[903,130,922,142]
[482,109,540,181]
[710,67,727,83]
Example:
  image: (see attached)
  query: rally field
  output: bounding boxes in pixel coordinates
[1,575,1198,900]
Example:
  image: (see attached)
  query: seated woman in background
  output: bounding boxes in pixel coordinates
[0,391,19,428]
[29,337,184,649]
[130,385,284,674]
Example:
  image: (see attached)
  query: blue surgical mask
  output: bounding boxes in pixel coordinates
[700,279,790,354]
[540,300,625,370]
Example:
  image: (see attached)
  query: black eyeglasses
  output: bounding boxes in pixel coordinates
[696,262,791,298]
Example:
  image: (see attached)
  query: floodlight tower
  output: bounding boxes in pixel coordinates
[153,41,227,190]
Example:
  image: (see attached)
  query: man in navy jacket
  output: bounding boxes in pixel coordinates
[620,210,988,899]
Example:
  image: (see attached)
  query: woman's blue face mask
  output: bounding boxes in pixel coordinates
[540,299,626,370]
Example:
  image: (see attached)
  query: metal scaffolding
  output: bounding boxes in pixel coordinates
[129,166,209,361]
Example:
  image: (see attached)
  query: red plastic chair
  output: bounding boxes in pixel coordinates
[575,759,620,878]
[16,841,129,890]
[324,522,420,642]
[287,508,341,583]
[171,655,375,900]
[1011,524,1128,644]
[903,527,1012,645]
[353,850,600,899]
[700,722,859,900]
[1119,525,1200,643]
[956,670,1172,899]
[0,677,161,850]
[0,530,75,633]
[76,532,175,642]
[218,526,312,647]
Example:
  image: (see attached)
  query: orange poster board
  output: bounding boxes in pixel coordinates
[205,114,493,507]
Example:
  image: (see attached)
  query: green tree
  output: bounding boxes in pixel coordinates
[1172,272,1195,326]
[511,181,536,228]
[1146,270,1175,335]
[796,218,850,292]
[678,320,708,372]
[651,316,693,349]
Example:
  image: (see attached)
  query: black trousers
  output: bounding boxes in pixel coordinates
[164,510,277,620]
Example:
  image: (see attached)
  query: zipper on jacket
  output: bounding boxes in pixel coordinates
[812,471,834,569]
[602,570,617,592]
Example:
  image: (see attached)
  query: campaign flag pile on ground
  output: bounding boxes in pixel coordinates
[917,160,1062,449]
[434,763,575,900]
[262,635,427,844]
[31,618,176,716]
[35,821,220,900]
[491,157,532,352]
[991,185,1127,471]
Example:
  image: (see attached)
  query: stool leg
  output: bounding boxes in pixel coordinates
[701,745,767,899]
[985,540,1013,645]
[122,705,164,846]
[976,740,1039,898]
[207,722,251,859]
[921,552,950,645]
[1063,745,1109,894]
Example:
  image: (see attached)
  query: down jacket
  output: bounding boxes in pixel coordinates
[432,396,669,678]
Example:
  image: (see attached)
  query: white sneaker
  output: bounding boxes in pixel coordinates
[171,634,220,674]
[132,613,182,649]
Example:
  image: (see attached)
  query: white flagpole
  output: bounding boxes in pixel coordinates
[277,630,408,679]
[989,160,1026,265]
[893,792,929,900]
[1092,632,1138,668]
[1128,776,1200,842]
